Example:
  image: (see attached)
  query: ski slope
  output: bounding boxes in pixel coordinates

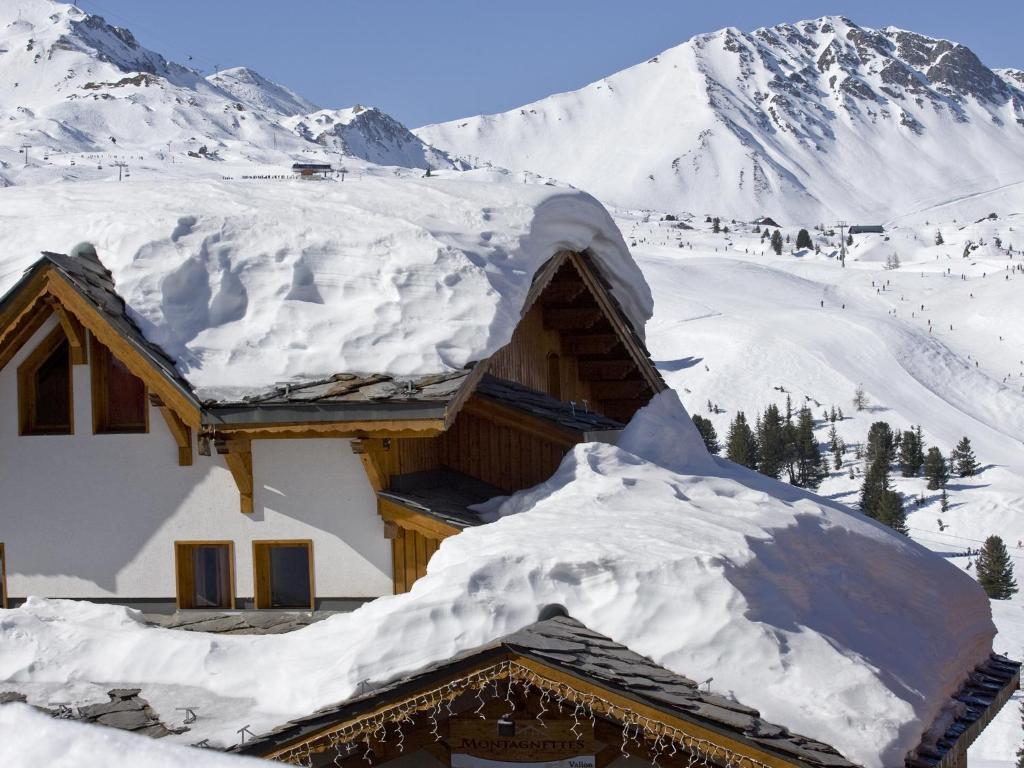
[620,209,1024,766]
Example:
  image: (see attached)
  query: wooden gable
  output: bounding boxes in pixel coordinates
[484,250,664,423]
[237,617,842,768]
[0,260,201,431]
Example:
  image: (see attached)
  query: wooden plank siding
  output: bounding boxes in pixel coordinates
[486,300,596,406]
[436,408,573,493]
[391,527,444,594]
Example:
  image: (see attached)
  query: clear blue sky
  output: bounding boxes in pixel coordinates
[76,0,1023,128]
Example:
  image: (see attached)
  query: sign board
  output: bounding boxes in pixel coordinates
[450,719,595,767]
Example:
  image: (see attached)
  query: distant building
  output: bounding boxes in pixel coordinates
[849,224,885,234]
[291,162,332,178]
[753,216,780,227]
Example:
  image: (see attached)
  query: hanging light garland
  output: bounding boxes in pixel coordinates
[271,660,775,768]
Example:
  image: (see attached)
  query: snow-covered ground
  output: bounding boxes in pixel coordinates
[616,210,1024,765]
[0,394,997,768]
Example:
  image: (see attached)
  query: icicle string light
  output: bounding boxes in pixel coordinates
[274,660,774,768]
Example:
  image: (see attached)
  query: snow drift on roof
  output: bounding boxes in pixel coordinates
[0,704,262,768]
[0,173,650,399]
[0,393,994,767]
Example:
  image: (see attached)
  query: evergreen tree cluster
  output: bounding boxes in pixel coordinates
[858,420,908,534]
[725,400,825,489]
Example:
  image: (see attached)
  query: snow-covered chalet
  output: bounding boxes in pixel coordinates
[0,177,663,613]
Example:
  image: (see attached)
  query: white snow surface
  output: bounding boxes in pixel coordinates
[416,16,1024,223]
[0,173,650,399]
[0,393,996,768]
[0,703,262,767]
[206,66,320,117]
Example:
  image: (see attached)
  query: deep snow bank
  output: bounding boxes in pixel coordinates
[0,703,260,767]
[0,393,994,767]
[0,173,650,399]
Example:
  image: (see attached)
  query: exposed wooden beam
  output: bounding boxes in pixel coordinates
[45,273,202,429]
[378,497,460,540]
[151,394,193,466]
[211,419,446,440]
[542,306,603,331]
[351,438,387,492]
[561,333,621,356]
[216,437,253,513]
[0,297,52,373]
[590,379,649,401]
[577,358,636,381]
[463,396,580,446]
[48,300,87,365]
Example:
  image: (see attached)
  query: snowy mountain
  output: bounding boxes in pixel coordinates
[0,0,459,181]
[206,66,319,117]
[282,106,461,170]
[416,16,1024,222]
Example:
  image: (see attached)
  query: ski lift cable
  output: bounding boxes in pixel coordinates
[907,526,1024,548]
[77,0,222,75]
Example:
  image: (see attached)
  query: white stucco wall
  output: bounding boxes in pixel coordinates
[0,319,392,602]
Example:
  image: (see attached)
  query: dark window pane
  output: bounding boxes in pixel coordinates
[269,546,311,608]
[192,545,230,608]
[105,354,146,430]
[33,341,70,431]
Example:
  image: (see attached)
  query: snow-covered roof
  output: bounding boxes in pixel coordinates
[0,173,651,400]
[0,393,996,768]
[0,704,264,768]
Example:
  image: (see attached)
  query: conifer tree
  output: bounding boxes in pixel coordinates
[924,447,949,490]
[692,415,721,455]
[865,422,895,468]
[712,217,721,234]
[977,536,1018,599]
[940,488,949,513]
[853,384,868,412]
[770,229,783,255]
[951,436,980,477]
[794,406,825,489]
[935,229,944,246]
[898,429,924,477]
[796,229,813,249]
[726,412,759,470]
[756,404,786,479]
[876,488,908,534]
[828,425,844,467]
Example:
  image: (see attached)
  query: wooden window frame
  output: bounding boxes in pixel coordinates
[91,334,149,435]
[0,543,7,609]
[17,326,74,436]
[252,540,315,611]
[174,541,236,610]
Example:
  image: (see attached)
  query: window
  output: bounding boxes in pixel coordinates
[0,544,7,609]
[175,542,234,610]
[18,327,73,435]
[253,541,314,610]
[91,336,147,434]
